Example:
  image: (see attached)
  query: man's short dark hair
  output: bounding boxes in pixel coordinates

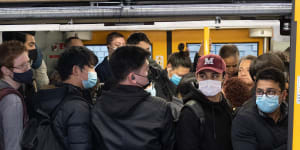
[64,36,82,48]
[167,50,191,69]
[57,46,98,81]
[106,32,124,45]
[2,31,36,43]
[219,44,240,59]
[256,67,286,91]
[126,32,151,45]
[249,53,284,81]
[109,46,150,83]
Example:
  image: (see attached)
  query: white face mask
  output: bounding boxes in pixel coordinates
[198,80,222,97]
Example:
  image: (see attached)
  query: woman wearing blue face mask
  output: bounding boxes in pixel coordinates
[151,43,192,102]
[232,67,288,150]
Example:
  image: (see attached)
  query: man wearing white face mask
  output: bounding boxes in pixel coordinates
[232,67,288,150]
[176,54,233,150]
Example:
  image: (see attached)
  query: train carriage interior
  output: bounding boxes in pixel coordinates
[0,0,299,149]
[0,0,292,76]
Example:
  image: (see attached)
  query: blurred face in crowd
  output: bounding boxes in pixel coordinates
[108,37,126,57]
[79,65,95,81]
[136,41,150,52]
[11,52,31,74]
[224,55,239,78]
[197,70,223,82]
[68,39,84,48]
[2,51,31,85]
[25,34,36,51]
[255,80,287,113]
[168,66,190,79]
[196,70,224,101]
[132,59,149,87]
[238,59,254,87]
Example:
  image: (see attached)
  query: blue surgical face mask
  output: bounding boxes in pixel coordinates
[82,72,98,89]
[145,84,156,96]
[256,95,280,113]
[170,74,182,86]
[13,69,33,84]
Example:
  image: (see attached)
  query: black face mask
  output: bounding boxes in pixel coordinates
[28,49,37,62]
[13,69,33,84]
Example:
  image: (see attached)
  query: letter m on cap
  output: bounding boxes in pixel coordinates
[204,58,214,65]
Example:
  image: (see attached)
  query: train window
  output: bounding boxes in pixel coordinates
[86,44,153,66]
[85,45,108,66]
[187,43,258,62]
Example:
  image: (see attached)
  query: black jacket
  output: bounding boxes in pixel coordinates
[92,85,175,150]
[175,87,233,150]
[152,69,177,102]
[95,56,112,83]
[30,83,92,150]
[231,98,288,150]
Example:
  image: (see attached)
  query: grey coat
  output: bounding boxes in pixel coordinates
[0,80,24,150]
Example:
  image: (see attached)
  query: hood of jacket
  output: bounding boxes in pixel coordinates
[183,86,233,141]
[98,84,150,118]
[0,80,13,89]
[32,83,83,114]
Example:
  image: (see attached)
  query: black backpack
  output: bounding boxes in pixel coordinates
[21,93,69,150]
[184,99,206,138]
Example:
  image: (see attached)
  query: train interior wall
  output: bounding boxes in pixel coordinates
[0,25,290,77]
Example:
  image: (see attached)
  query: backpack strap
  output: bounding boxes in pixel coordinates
[184,100,205,139]
[0,88,28,125]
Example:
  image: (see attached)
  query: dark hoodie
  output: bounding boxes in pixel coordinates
[175,87,233,150]
[30,83,92,150]
[92,85,175,150]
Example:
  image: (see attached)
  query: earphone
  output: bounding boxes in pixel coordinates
[131,75,135,80]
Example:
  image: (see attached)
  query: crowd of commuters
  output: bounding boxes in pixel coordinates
[0,31,289,150]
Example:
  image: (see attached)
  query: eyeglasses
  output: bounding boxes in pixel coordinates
[11,61,31,71]
[256,89,281,98]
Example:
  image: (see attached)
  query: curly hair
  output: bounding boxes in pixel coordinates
[223,77,252,108]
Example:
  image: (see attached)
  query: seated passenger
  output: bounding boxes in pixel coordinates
[30,46,98,150]
[175,54,232,150]
[95,32,125,84]
[232,67,288,150]
[92,46,175,150]
[219,45,240,80]
[0,41,31,150]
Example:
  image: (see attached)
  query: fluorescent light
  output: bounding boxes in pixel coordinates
[0,20,279,31]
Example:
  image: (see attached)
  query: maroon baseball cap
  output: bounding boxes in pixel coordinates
[196,54,226,74]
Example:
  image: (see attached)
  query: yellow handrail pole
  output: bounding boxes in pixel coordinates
[289,0,300,150]
[203,27,210,55]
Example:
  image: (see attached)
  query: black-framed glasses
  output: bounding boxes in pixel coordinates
[256,88,281,98]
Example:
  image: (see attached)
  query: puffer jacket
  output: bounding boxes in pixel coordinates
[92,85,175,150]
[30,83,92,150]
